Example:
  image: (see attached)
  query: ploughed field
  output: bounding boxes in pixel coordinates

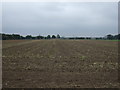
[2,40,119,88]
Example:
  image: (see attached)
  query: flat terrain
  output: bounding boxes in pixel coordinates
[2,39,119,88]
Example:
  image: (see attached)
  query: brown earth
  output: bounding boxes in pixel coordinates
[2,39,119,88]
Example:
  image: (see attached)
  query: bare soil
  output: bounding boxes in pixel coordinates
[2,40,119,88]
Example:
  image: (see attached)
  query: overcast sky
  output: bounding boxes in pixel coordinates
[2,2,118,37]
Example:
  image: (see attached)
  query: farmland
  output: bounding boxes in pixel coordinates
[2,39,119,88]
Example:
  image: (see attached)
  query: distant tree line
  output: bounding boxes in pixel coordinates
[68,34,120,40]
[105,34,120,40]
[0,33,61,40]
[68,37,92,40]
[0,33,120,40]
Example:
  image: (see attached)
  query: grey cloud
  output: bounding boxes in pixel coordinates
[2,2,118,37]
